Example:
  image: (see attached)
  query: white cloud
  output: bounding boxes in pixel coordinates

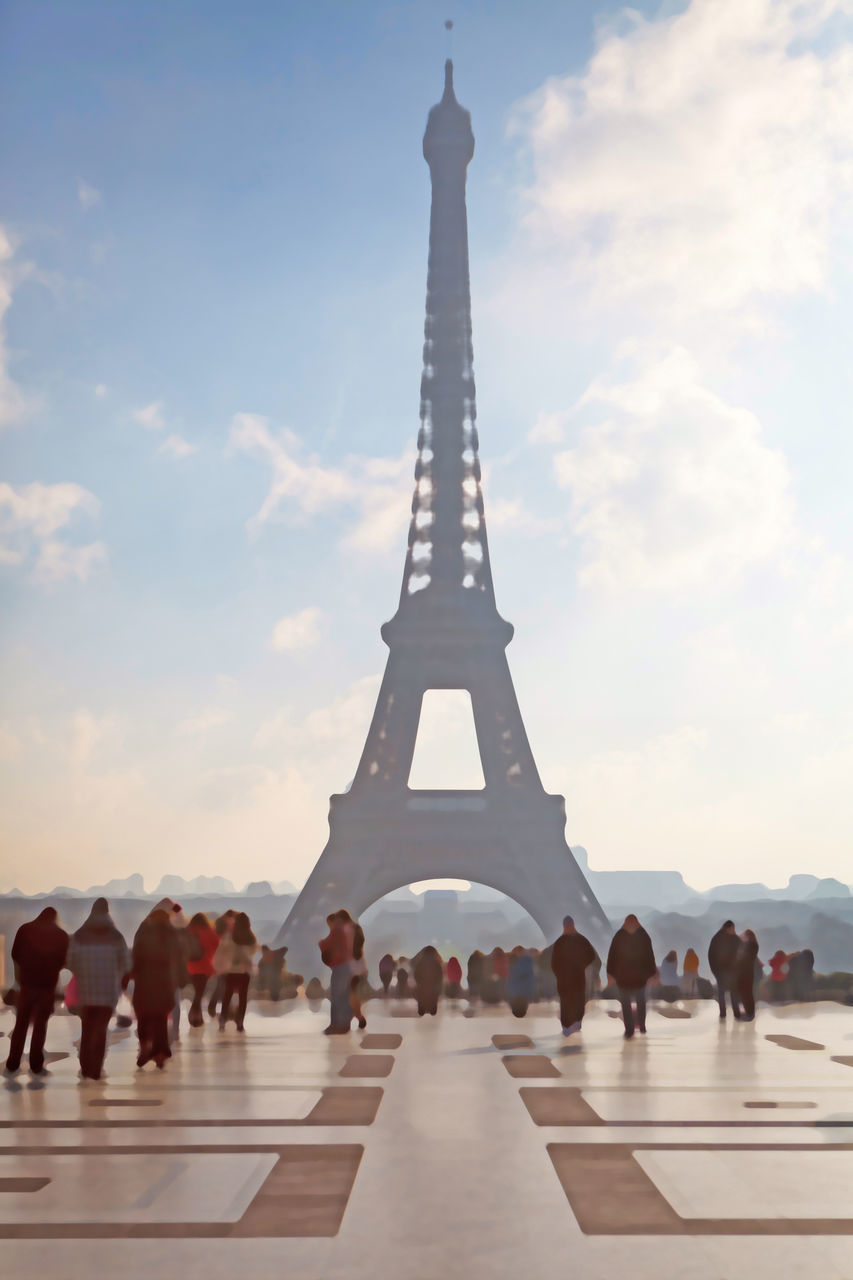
[255,673,380,752]
[158,433,197,459]
[132,401,165,431]
[487,496,561,537]
[94,384,107,398]
[0,481,106,585]
[175,708,231,737]
[553,347,794,591]
[77,179,102,210]
[528,413,567,445]
[509,0,853,324]
[271,606,323,653]
[0,225,34,432]
[229,412,412,553]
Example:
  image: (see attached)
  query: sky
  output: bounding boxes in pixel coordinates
[2,0,853,897]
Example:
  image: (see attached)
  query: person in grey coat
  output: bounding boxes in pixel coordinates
[66,899,131,1081]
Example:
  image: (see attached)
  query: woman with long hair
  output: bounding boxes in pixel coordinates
[131,908,181,1069]
[736,929,760,1022]
[216,911,257,1032]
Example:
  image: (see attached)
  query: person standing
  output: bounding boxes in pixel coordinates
[445,955,463,998]
[131,908,182,1069]
[207,909,236,1018]
[735,929,760,1021]
[349,921,368,1030]
[319,910,353,1034]
[550,916,596,1036]
[681,948,700,997]
[217,911,257,1032]
[506,946,537,1018]
[413,945,444,1016]
[606,914,658,1040]
[185,912,219,1026]
[708,920,741,1019]
[4,907,68,1077]
[67,898,131,1081]
[378,953,395,996]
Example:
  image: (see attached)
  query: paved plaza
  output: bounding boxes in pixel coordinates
[1,996,853,1278]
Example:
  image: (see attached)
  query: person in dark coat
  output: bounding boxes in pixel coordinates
[413,945,443,1016]
[131,909,182,1069]
[734,929,760,1021]
[707,920,742,1019]
[378,953,395,996]
[550,915,596,1035]
[606,914,658,1039]
[67,899,131,1082]
[4,907,68,1076]
[466,950,485,1001]
[788,948,814,1002]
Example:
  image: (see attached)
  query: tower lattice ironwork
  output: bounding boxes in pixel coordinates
[277,63,611,975]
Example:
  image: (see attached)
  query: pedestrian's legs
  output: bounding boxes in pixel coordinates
[220,974,239,1027]
[88,1006,112,1079]
[208,976,224,1018]
[715,975,727,1017]
[171,990,181,1042]
[330,965,353,1029]
[235,974,249,1029]
[618,987,636,1036]
[5,987,37,1071]
[738,977,755,1020]
[730,985,743,1019]
[635,987,647,1033]
[189,974,207,1025]
[27,989,54,1073]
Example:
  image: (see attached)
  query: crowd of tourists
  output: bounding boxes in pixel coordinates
[2,897,820,1077]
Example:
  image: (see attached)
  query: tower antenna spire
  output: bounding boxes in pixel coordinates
[444,18,453,61]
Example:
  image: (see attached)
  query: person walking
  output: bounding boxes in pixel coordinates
[318,910,353,1034]
[708,920,741,1019]
[131,908,182,1069]
[4,907,68,1077]
[413,945,443,1016]
[67,898,131,1081]
[186,912,219,1026]
[445,955,463,998]
[606,914,658,1040]
[681,947,700,997]
[466,950,485,1001]
[217,911,257,1032]
[735,929,760,1021]
[207,910,236,1018]
[550,916,596,1035]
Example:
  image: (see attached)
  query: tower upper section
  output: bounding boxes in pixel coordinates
[386,61,511,648]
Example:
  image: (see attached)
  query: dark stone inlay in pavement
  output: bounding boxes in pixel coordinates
[657,1007,691,1018]
[0,1177,50,1192]
[831,1056,853,1068]
[88,1099,163,1107]
[339,1055,394,1078]
[521,1087,604,1125]
[743,1101,817,1109]
[492,1034,534,1049]
[547,1143,853,1235]
[359,1034,402,1050]
[503,1055,561,1079]
[765,1034,825,1051]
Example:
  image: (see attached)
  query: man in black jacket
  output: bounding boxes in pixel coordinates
[5,907,68,1076]
[707,920,741,1019]
[550,916,597,1035]
[606,914,657,1039]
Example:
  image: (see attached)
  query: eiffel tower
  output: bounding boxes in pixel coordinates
[278,62,611,975]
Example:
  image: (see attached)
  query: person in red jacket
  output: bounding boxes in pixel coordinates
[186,912,220,1026]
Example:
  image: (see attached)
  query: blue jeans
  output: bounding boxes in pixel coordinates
[618,987,646,1035]
[329,965,353,1029]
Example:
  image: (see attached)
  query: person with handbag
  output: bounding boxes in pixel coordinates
[4,907,68,1077]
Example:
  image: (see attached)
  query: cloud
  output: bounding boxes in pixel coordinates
[487,496,561,537]
[229,412,412,553]
[132,401,165,431]
[77,179,102,210]
[508,0,853,324]
[175,708,231,737]
[94,384,107,398]
[255,673,380,752]
[158,433,197,459]
[271,606,323,653]
[0,480,106,585]
[0,225,34,432]
[553,347,794,591]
